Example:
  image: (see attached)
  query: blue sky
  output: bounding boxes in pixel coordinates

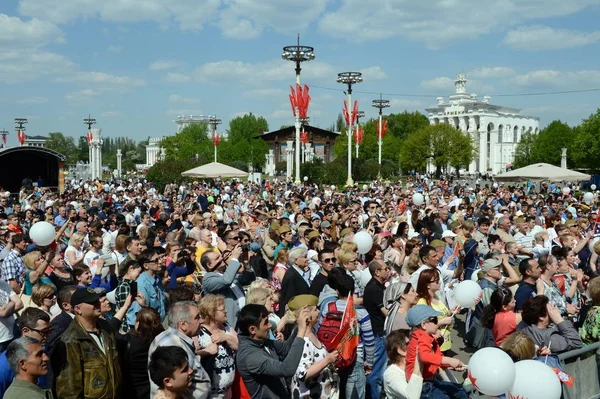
[1,0,599,147]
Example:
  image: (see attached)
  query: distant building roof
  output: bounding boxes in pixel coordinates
[25,135,48,140]
[260,125,340,140]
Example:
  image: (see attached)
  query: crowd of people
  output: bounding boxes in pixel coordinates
[0,175,598,398]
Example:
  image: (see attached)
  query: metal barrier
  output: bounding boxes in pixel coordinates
[558,341,600,399]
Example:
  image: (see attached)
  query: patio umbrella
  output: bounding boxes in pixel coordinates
[494,163,590,183]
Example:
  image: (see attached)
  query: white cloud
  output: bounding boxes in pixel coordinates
[195,59,335,84]
[14,96,49,104]
[0,14,65,48]
[169,94,200,104]
[149,60,179,71]
[359,66,387,80]
[469,67,516,79]
[18,0,222,31]
[102,111,121,117]
[0,50,75,83]
[107,44,124,53]
[56,71,146,89]
[165,72,191,83]
[420,77,454,91]
[390,99,424,110]
[165,109,204,117]
[509,69,600,88]
[503,25,600,50]
[65,89,101,102]
[318,0,598,47]
[243,88,288,98]
[217,0,329,39]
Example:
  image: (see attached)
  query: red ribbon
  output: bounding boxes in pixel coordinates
[289,84,311,119]
[376,119,388,140]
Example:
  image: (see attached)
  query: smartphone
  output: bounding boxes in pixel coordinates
[130,281,138,299]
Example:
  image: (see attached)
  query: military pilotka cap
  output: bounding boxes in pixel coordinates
[278,225,292,235]
[288,295,318,311]
[71,288,103,307]
[430,239,446,248]
[340,227,354,238]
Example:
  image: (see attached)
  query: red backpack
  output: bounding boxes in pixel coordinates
[317,301,357,369]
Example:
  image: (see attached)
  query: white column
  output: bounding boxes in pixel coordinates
[305,143,312,163]
[294,110,301,184]
[117,149,122,178]
[286,140,294,180]
[346,92,353,187]
[459,117,467,132]
[479,129,487,174]
[467,116,476,173]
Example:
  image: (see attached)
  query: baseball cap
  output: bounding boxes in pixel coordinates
[406,304,442,327]
[442,230,457,239]
[481,258,502,272]
[71,288,103,307]
[311,214,321,220]
[320,220,331,229]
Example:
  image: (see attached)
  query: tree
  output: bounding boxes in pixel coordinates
[146,158,201,192]
[513,132,537,168]
[571,109,600,169]
[530,121,574,166]
[45,132,78,163]
[224,113,269,169]
[386,111,430,141]
[161,123,212,163]
[227,113,268,143]
[77,136,89,162]
[399,124,474,177]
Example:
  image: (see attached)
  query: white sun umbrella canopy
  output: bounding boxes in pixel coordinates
[494,163,591,183]
[181,162,249,178]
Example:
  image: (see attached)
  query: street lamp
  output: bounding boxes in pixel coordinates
[14,118,28,146]
[282,34,315,85]
[355,110,365,158]
[0,129,8,148]
[208,116,222,162]
[83,114,96,131]
[336,72,363,186]
[372,95,390,167]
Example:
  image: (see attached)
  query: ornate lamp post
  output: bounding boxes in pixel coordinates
[282,35,315,85]
[372,95,390,166]
[14,118,27,146]
[208,117,222,162]
[337,72,362,186]
[0,129,8,148]
[283,36,314,184]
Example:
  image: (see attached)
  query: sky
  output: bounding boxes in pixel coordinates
[1,0,600,147]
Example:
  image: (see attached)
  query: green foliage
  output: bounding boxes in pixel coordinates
[219,113,269,170]
[399,124,474,177]
[145,158,200,192]
[45,132,78,163]
[101,136,142,171]
[571,110,600,169]
[161,123,212,163]
[300,158,325,182]
[77,136,89,162]
[513,132,537,168]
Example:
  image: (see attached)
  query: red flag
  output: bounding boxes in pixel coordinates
[351,101,359,125]
[300,130,308,145]
[1,133,6,144]
[213,133,221,146]
[289,84,311,119]
[87,131,93,145]
[330,295,360,368]
[354,127,364,145]
[342,100,350,126]
[17,129,26,145]
[376,119,388,140]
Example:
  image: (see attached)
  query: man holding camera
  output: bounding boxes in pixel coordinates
[200,245,248,327]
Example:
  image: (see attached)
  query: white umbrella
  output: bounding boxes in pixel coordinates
[181,162,249,178]
[494,163,590,183]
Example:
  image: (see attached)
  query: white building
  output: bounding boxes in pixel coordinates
[24,135,48,147]
[145,137,163,167]
[426,73,539,175]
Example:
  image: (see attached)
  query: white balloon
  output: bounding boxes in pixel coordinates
[412,193,424,206]
[453,280,482,308]
[29,221,55,246]
[592,184,597,191]
[493,182,498,188]
[352,231,373,254]
[584,192,594,204]
[562,186,571,195]
[303,176,308,182]
[509,360,561,399]
[311,197,321,206]
[363,184,368,191]
[468,347,516,396]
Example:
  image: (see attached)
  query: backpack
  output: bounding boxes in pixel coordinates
[317,301,357,369]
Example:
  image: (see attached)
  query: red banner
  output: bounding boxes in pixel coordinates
[342,100,359,127]
[300,130,308,145]
[354,127,364,145]
[87,131,93,145]
[213,133,221,146]
[330,295,360,368]
[17,129,26,145]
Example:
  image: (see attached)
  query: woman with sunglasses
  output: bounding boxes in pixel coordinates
[31,283,57,317]
[481,287,522,346]
[415,269,457,353]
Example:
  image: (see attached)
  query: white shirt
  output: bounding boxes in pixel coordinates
[383,364,423,399]
[0,280,17,343]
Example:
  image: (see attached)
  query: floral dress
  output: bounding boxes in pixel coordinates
[291,336,339,399]
[197,325,236,399]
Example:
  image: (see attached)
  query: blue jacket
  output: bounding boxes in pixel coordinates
[129,271,166,321]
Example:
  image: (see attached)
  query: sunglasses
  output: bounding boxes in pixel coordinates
[322,257,336,263]
[426,316,439,324]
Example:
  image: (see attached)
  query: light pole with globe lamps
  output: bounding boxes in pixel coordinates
[337,72,363,186]
[372,95,390,166]
[282,35,315,85]
[283,35,314,184]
